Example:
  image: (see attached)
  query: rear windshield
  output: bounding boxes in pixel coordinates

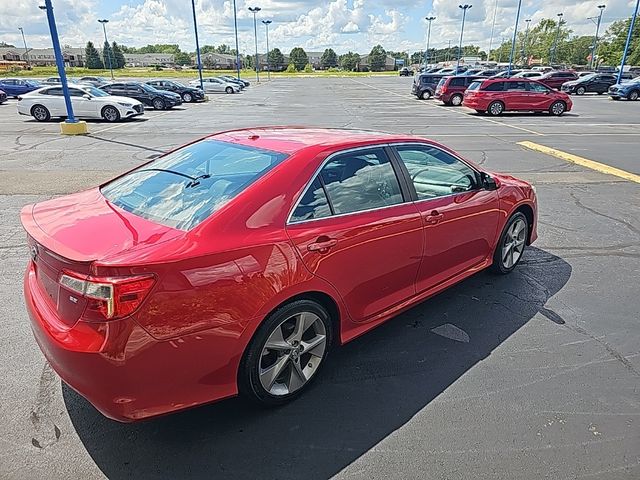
[101,140,288,230]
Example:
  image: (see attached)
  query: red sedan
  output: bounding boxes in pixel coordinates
[22,127,537,421]
[463,78,572,116]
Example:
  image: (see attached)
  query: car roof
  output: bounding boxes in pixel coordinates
[210,127,422,155]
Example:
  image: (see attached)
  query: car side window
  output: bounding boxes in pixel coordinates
[506,81,528,91]
[68,88,85,97]
[290,178,332,223]
[450,78,465,87]
[394,145,478,200]
[46,87,63,96]
[484,82,504,91]
[527,82,549,93]
[319,148,403,215]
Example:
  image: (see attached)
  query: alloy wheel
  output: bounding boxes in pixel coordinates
[33,106,48,121]
[153,98,165,110]
[489,102,503,116]
[551,101,566,116]
[103,106,119,122]
[451,94,463,106]
[183,93,192,102]
[258,312,327,396]
[501,218,526,269]
[576,87,586,95]
[629,91,639,101]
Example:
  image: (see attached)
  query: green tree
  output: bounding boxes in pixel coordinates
[85,41,103,69]
[304,63,313,73]
[289,47,308,71]
[268,48,285,70]
[286,63,296,73]
[368,45,387,71]
[320,48,338,69]
[599,17,640,66]
[174,51,192,66]
[339,51,360,71]
[111,41,126,69]
[410,51,425,65]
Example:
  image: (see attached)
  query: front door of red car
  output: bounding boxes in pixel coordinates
[526,81,555,108]
[391,144,500,293]
[286,147,424,323]
[503,80,530,110]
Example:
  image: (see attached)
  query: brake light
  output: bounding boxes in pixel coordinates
[59,272,155,321]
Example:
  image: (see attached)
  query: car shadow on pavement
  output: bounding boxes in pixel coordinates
[64,246,571,480]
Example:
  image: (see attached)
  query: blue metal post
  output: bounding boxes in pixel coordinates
[191,0,204,91]
[457,5,472,70]
[618,0,640,84]
[233,0,241,80]
[507,0,522,76]
[41,0,76,123]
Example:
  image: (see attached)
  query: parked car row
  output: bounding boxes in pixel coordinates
[6,75,250,123]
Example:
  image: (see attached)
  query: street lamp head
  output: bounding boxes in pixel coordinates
[557,12,563,17]
[248,7,261,13]
[262,19,272,25]
[98,19,109,24]
[425,16,436,21]
[598,4,606,9]
[18,27,23,32]
[459,4,472,10]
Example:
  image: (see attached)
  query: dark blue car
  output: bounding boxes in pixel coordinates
[0,78,40,98]
[608,76,640,101]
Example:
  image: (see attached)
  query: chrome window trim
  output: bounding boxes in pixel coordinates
[286,141,486,225]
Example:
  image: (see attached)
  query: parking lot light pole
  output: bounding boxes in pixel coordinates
[190,0,204,91]
[550,12,563,65]
[97,19,114,80]
[618,0,640,84]
[424,16,436,67]
[262,20,272,81]
[249,7,261,83]
[18,27,30,67]
[589,5,606,70]
[39,0,86,134]
[522,19,531,66]
[506,0,522,76]
[232,0,241,80]
[457,4,472,70]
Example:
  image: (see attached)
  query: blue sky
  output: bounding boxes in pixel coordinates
[1,1,638,55]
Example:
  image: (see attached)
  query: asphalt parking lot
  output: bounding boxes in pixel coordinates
[1,76,639,480]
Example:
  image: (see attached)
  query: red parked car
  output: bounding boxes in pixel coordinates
[435,76,484,106]
[463,78,572,116]
[22,127,538,421]
[538,70,578,90]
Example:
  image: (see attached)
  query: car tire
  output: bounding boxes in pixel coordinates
[225,87,234,94]
[487,101,504,116]
[420,90,431,100]
[490,212,528,275]
[101,105,121,123]
[450,94,464,106]
[31,104,50,122]
[238,299,333,406]
[549,100,567,116]
[182,92,193,103]
[152,98,166,110]
[576,86,586,95]
[628,90,639,101]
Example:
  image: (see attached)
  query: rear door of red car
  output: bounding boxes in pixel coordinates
[286,146,424,323]
[390,144,500,293]
[503,80,530,110]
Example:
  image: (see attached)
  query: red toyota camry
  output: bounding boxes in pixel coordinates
[22,127,537,421]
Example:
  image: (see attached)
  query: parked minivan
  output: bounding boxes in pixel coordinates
[435,76,484,106]
[411,74,446,100]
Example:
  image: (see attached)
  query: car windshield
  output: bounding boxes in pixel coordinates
[581,73,597,80]
[84,86,109,97]
[101,140,288,230]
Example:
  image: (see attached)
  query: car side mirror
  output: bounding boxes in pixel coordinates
[482,173,498,191]
[82,94,91,100]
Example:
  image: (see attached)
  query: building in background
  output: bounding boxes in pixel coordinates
[124,53,175,67]
[0,47,84,67]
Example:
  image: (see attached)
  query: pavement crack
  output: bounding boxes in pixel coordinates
[29,362,62,449]
[570,191,640,236]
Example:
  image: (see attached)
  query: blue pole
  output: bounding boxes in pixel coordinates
[233,0,241,80]
[191,0,204,91]
[507,0,522,76]
[618,0,640,84]
[41,0,76,123]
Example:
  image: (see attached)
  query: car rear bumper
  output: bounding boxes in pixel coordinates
[24,262,240,422]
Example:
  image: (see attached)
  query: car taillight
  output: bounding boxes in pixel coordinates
[59,272,155,321]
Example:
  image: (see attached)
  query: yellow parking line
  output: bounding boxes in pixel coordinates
[518,141,640,184]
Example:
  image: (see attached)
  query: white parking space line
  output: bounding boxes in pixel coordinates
[348,78,545,136]
[91,110,175,134]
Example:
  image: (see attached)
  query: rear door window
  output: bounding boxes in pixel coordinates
[101,140,288,230]
[483,81,504,91]
[505,81,528,91]
[290,178,332,223]
[319,148,404,215]
[450,78,465,87]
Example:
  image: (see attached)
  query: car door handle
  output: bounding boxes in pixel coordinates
[308,237,338,253]
[425,211,444,225]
